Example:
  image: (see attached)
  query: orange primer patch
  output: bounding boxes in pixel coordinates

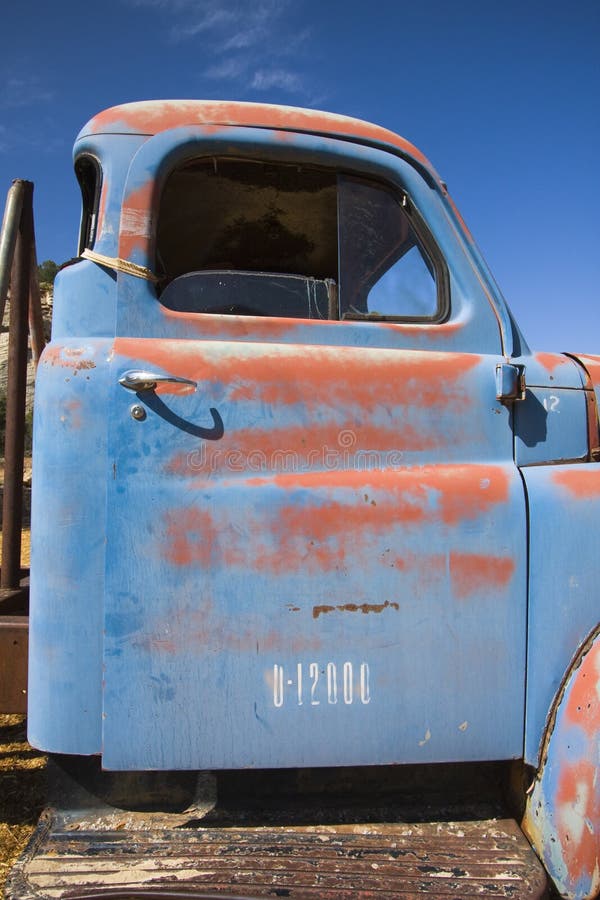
[450,552,515,599]
[114,339,480,415]
[556,759,599,884]
[160,308,304,342]
[84,100,439,179]
[160,466,510,576]
[164,508,214,567]
[552,467,600,498]
[228,350,480,412]
[564,639,600,737]
[535,352,568,374]
[97,178,109,239]
[61,399,83,429]
[118,180,155,259]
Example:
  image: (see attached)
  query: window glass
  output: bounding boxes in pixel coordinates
[157,160,442,322]
[338,176,438,320]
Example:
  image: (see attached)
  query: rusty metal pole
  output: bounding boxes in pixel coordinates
[0,180,26,326]
[28,240,46,367]
[1,181,33,589]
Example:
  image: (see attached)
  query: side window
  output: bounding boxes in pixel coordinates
[75,155,102,254]
[156,159,446,322]
[338,176,440,321]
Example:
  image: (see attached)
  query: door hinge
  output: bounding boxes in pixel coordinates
[496,363,526,403]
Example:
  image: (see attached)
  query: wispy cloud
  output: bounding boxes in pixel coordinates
[250,69,304,92]
[171,6,237,41]
[204,58,249,82]
[124,0,316,100]
[0,75,54,110]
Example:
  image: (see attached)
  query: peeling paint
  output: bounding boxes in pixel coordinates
[523,630,600,900]
[312,600,400,619]
[80,99,441,183]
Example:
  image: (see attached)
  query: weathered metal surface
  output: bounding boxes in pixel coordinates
[77,100,442,184]
[99,337,527,770]
[523,628,600,900]
[1,180,33,590]
[0,615,28,712]
[0,179,26,323]
[28,340,111,754]
[521,463,600,766]
[25,99,600,895]
[28,241,47,366]
[10,815,548,899]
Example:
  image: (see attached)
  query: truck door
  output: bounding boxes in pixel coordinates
[102,141,526,770]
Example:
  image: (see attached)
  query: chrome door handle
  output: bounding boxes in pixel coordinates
[118,369,197,392]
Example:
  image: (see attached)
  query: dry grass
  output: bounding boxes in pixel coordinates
[0,530,30,568]
[0,716,46,898]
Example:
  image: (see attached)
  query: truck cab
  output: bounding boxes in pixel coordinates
[18,101,600,899]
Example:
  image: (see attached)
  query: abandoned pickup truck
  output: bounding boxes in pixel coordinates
[10,101,599,900]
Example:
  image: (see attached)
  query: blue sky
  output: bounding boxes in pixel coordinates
[1,0,598,352]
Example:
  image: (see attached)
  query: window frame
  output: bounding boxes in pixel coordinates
[75,153,102,255]
[337,171,449,324]
[154,154,450,325]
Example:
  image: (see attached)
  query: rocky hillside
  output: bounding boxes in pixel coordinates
[0,287,53,409]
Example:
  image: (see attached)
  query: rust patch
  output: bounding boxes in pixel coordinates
[312,600,400,619]
[42,346,96,370]
[573,353,600,382]
[449,552,515,599]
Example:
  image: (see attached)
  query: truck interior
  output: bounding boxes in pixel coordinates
[156,158,443,322]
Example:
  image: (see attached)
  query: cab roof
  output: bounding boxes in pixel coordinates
[78,99,442,185]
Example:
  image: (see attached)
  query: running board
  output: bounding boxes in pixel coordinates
[7,759,549,899]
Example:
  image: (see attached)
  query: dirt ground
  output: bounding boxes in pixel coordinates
[0,716,46,898]
[1,457,38,896]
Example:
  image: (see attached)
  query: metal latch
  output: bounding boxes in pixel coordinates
[496,363,526,403]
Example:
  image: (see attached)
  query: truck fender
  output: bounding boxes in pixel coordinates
[522,625,600,899]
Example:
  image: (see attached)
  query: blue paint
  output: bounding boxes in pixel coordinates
[523,463,600,765]
[27,103,599,893]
